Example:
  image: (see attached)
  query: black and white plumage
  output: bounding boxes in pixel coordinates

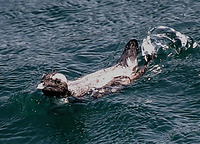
[37,39,146,99]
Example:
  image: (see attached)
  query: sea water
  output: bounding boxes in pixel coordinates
[0,0,200,143]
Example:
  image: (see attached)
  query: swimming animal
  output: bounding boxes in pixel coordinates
[37,39,147,99]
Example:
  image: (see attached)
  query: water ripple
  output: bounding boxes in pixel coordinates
[0,0,200,143]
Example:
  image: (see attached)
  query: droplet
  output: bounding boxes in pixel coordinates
[193,42,198,48]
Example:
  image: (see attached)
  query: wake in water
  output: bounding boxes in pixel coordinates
[141,26,198,63]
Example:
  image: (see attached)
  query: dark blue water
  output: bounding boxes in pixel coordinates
[0,0,200,143]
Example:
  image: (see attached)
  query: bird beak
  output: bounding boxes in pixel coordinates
[36,82,45,90]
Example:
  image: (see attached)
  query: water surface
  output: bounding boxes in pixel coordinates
[0,0,200,143]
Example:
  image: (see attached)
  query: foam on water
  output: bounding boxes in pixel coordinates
[1,0,200,143]
[141,26,198,62]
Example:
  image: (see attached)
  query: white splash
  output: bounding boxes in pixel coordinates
[141,26,197,62]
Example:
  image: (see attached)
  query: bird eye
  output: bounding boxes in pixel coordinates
[55,79,61,84]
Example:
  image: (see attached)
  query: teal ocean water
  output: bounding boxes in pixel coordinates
[0,0,200,143]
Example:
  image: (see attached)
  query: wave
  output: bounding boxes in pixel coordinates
[141,26,198,62]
